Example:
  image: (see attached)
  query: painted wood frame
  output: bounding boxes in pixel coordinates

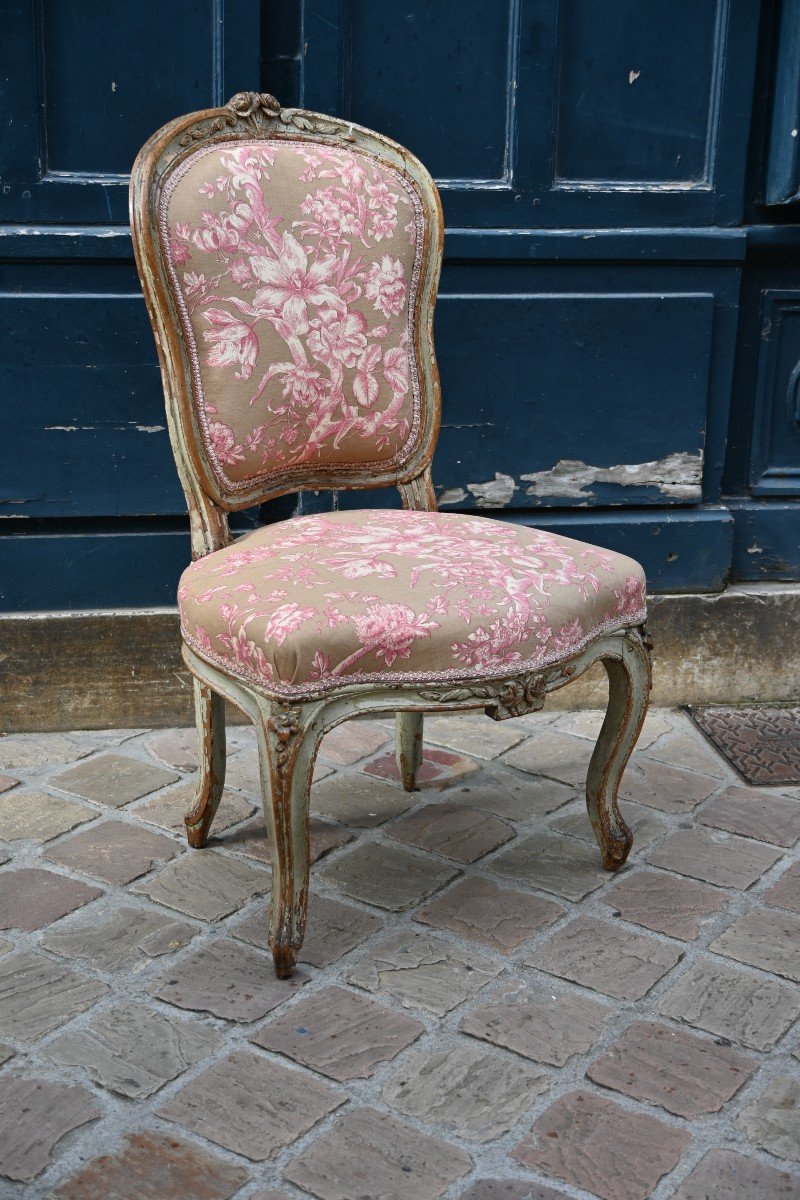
[130,93,652,978]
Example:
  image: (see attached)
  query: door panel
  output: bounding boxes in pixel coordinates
[0,0,260,223]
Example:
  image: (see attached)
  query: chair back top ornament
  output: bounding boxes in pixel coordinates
[130,92,443,556]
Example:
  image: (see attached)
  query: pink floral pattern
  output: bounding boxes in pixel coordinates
[161,141,423,491]
[178,509,647,698]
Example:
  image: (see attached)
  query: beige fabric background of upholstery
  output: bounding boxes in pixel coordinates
[161,140,424,492]
[179,509,647,698]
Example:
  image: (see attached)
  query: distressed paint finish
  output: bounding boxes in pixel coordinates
[181,623,651,976]
[129,91,653,976]
[396,712,424,792]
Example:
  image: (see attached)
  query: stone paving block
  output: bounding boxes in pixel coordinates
[461,1183,572,1200]
[224,746,333,793]
[364,746,479,787]
[414,876,564,953]
[586,1019,756,1117]
[0,774,18,792]
[451,766,575,821]
[737,1076,800,1161]
[252,984,424,1080]
[145,727,203,773]
[527,915,682,1000]
[699,784,800,846]
[619,755,718,813]
[0,788,95,842]
[149,937,307,1021]
[0,868,101,931]
[134,779,257,833]
[232,892,382,967]
[711,907,800,982]
[382,1040,550,1143]
[389,801,514,863]
[157,1048,345,1160]
[501,730,591,787]
[645,828,782,889]
[657,958,800,1050]
[0,951,110,1041]
[346,930,501,1016]
[0,1076,100,1182]
[145,725,247,773]
[549,801,666,849]
[50,1131,249,1200]
[46,1001,223,1098]
[556,708,672,748]
[489,832,608,901]
[0,733,90,772]
[319,842,459,910]
[311,771,417,826]
[219,813,351,863]
[603,869,729,940]
[130,847,268,919]
[460,980,612,1067]
[764,862,800,913]
[511,1089,691,1200]
[50,752,179,806]
[319,719,390,765]
[45,819,180,884]
[40,904,197,971]
[284,1106,473,1200]
[670,1148,800,1200]
[648,728,733,779]
[0,1046,12,1066]
[423,712,527,759]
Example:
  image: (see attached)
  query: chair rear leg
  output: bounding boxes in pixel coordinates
[396,711,424,791]
[586,627,652,870]
[255,700,315,979]
[184,679,226,848]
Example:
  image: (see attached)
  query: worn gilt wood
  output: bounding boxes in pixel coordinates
[132,91,651,979]
[181,623,650,976]
[396,712,424,791]
[184,679,226,848]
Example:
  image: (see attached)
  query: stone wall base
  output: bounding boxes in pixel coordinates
[2,584,798,732]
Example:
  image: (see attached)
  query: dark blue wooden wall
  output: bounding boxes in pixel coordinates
[1,0,798,610]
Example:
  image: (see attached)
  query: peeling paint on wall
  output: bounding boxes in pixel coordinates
[466,473,517,508]
[437,452,703,509]
[437,487,468,506]
[521,452,703,501]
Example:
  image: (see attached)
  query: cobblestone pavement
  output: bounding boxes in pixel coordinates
[0,708,799,1199]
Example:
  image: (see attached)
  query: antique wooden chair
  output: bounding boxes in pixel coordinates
[130,93,651,979]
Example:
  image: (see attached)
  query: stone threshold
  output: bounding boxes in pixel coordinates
[1,583,799,732]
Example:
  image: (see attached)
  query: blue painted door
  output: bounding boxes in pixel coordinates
[0,0,793,608]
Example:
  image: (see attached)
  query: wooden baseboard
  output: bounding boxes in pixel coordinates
[1,585,798,732]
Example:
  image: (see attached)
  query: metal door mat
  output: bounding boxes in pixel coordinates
[690,706,800,786]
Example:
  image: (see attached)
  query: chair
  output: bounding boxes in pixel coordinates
[130,92,652,979]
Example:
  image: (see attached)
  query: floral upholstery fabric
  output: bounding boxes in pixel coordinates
[160,140,423,493]
[178,510,647,699]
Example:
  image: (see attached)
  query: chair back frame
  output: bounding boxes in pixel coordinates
[130,92,443,559]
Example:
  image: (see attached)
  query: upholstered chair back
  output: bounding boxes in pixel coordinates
[131,96,443,528]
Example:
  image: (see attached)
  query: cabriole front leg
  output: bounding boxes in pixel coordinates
[255,699,318,979]
[184,679,226,848]
[586,626,652,870]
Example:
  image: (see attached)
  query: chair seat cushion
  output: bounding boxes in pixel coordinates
[178,509,647,698]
